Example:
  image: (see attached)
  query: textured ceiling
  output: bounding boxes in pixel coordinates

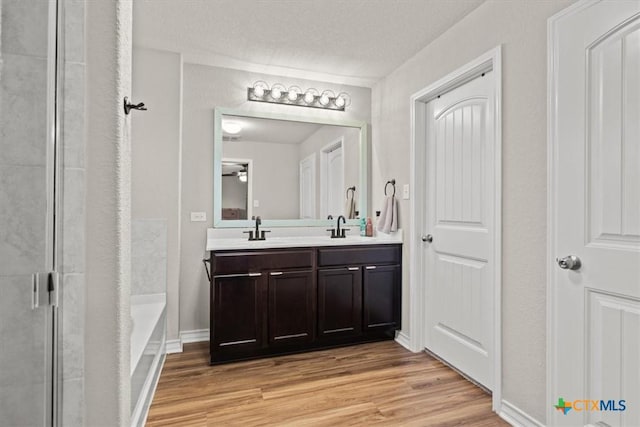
[133,0,484,86]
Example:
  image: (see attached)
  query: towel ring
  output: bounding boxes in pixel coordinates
[384,179,396,196]
[345,186,356,199]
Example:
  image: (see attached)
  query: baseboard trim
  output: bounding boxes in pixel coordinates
[394,331,413,351]
[499,400,544,427]
[165,329,209,354]
[181,328,209,344]
[165,339,182,354]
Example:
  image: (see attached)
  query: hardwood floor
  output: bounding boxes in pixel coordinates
[146,341,508,426]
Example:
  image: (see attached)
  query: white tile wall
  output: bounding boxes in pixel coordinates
[132,219,168,296]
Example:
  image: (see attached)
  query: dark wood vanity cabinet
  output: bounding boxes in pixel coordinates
[209,244,401,364]
[317,267,362,338]
[363,264,401,332]
[212,273,264,353]
[317,246,401,338]
[268,270,315,346]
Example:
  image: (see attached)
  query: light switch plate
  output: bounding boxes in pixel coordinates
[190,212,207,222]
[402,184,410,200]
[253,200,260,208]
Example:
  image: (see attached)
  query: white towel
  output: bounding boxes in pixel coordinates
[377,195,398,234]
[345,195,356,219]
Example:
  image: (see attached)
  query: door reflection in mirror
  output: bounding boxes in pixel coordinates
[221,159,251,220]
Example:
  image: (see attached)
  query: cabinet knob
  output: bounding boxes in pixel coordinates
[421,234,433,243]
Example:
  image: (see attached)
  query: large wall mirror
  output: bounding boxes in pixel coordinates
[214,108,368,228]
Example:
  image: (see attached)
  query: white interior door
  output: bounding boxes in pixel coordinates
[326,144,344,218]
[550,2,640,426]
[423,70,496,389]
[299,154,316,219]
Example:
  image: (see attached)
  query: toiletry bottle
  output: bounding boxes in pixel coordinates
[374,210,381,236]
[366,218,373,237]
[360,217,366,236]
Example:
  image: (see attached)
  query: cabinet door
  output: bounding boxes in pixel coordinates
[212,273,264,352]
[363,265,401,331]
[268,270,315,345]
[317,267,362,338]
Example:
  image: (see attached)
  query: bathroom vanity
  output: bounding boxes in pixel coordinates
[206,233,402,364]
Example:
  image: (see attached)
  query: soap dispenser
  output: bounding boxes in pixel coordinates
[365,218,373,237]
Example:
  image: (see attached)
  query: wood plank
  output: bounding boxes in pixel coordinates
[146,341,508,426]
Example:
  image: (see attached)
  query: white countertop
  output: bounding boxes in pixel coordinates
[206,228,403,251]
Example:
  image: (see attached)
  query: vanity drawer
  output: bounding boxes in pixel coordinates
[212,249,314,275]
[318,245,401,267]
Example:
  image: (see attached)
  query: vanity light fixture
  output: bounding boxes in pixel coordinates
[247,81,350,111]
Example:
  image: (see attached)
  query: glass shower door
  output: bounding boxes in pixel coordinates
[0,0,60,425]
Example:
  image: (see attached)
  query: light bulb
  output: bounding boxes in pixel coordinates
[319,90,334,106]
[304,88,318,104]
[252,81,269,98]
[335,92,351,108]
[271,83,285,100]
[287,86,301,102]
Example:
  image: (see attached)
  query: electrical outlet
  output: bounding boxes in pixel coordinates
[190,212,207,222]
[403,184,410,200]
[253,200,260,208]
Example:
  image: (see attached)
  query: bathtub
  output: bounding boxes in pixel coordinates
[130,293,166,427]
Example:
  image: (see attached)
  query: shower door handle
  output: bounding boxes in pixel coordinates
[32,272,58,309]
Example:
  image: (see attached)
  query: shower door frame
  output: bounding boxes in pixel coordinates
[46,0,64,425]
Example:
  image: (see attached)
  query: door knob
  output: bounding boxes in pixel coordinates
[556,255,581,271]
[422,234,433,243]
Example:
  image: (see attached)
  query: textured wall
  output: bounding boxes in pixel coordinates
[371,0,574,422]
[85,0,132,425]
[131,47,182,340]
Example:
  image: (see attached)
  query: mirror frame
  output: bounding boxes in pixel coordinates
[214,107,368,228]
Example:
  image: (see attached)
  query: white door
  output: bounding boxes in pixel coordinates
[424,71,496,389]
[299,154,316,219]
[550,2,640,426]
[326,144,344,218]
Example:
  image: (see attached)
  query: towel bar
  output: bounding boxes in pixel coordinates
[384,179,396,196]
[345,186,356,199]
